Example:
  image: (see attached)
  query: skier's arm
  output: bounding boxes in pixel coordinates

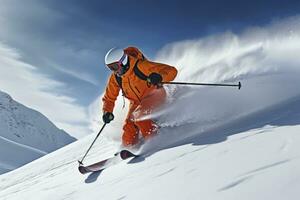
[102,74,120,113]
[139,60,178,82]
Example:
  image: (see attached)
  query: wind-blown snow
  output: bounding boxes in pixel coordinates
[1,16,300,200]
[139,15,300,150]
[89,16,300,149]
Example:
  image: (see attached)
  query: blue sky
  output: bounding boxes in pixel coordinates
[0,0,300,137]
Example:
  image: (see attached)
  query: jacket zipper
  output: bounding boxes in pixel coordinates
[128,78,141,102]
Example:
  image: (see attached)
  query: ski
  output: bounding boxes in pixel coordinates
[78,150,138,174]
[78,159,109,174]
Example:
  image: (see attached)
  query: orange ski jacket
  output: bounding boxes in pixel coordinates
[102,47,178,113]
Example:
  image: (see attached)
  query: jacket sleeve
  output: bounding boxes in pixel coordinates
[102,74,120,113]
[139,60,178,82]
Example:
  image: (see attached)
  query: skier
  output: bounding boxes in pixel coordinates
[102,47,177,147]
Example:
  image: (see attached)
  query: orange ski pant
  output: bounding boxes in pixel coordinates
[122,88,166,146]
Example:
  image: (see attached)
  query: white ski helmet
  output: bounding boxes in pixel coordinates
[104,47,128,67]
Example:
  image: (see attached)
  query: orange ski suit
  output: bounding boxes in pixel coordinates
[102,47,177,146]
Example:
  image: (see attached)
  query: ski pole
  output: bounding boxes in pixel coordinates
[162,81,242,90]
[78,123,107,165]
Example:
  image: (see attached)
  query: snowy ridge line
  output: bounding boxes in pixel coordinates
[0,90,76,174]
[0,135,47,155]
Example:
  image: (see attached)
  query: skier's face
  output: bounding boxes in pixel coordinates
[106,54,128,76]
[107,61,122,72]
[107,62,126,77]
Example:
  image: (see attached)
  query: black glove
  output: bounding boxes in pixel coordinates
[102,112,114,124]
[147,73,162,86]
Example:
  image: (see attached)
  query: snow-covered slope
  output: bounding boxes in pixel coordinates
[0,101,299,200]
[1,17,300,199]
[0,90,76,174]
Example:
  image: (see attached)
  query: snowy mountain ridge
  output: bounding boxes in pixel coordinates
[0,90,76,174]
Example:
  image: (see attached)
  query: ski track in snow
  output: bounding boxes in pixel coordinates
[0,135,48,155]
[219,159,290,192]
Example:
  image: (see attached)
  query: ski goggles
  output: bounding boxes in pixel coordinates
[107,62,122,71]
[106,54,127,72]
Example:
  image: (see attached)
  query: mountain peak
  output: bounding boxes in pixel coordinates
[0,90,76,174]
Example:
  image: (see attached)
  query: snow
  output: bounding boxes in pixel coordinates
[1,16,300,199]
[0,122,299,200]
[0,90,76,174]
[0,135,47,174]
